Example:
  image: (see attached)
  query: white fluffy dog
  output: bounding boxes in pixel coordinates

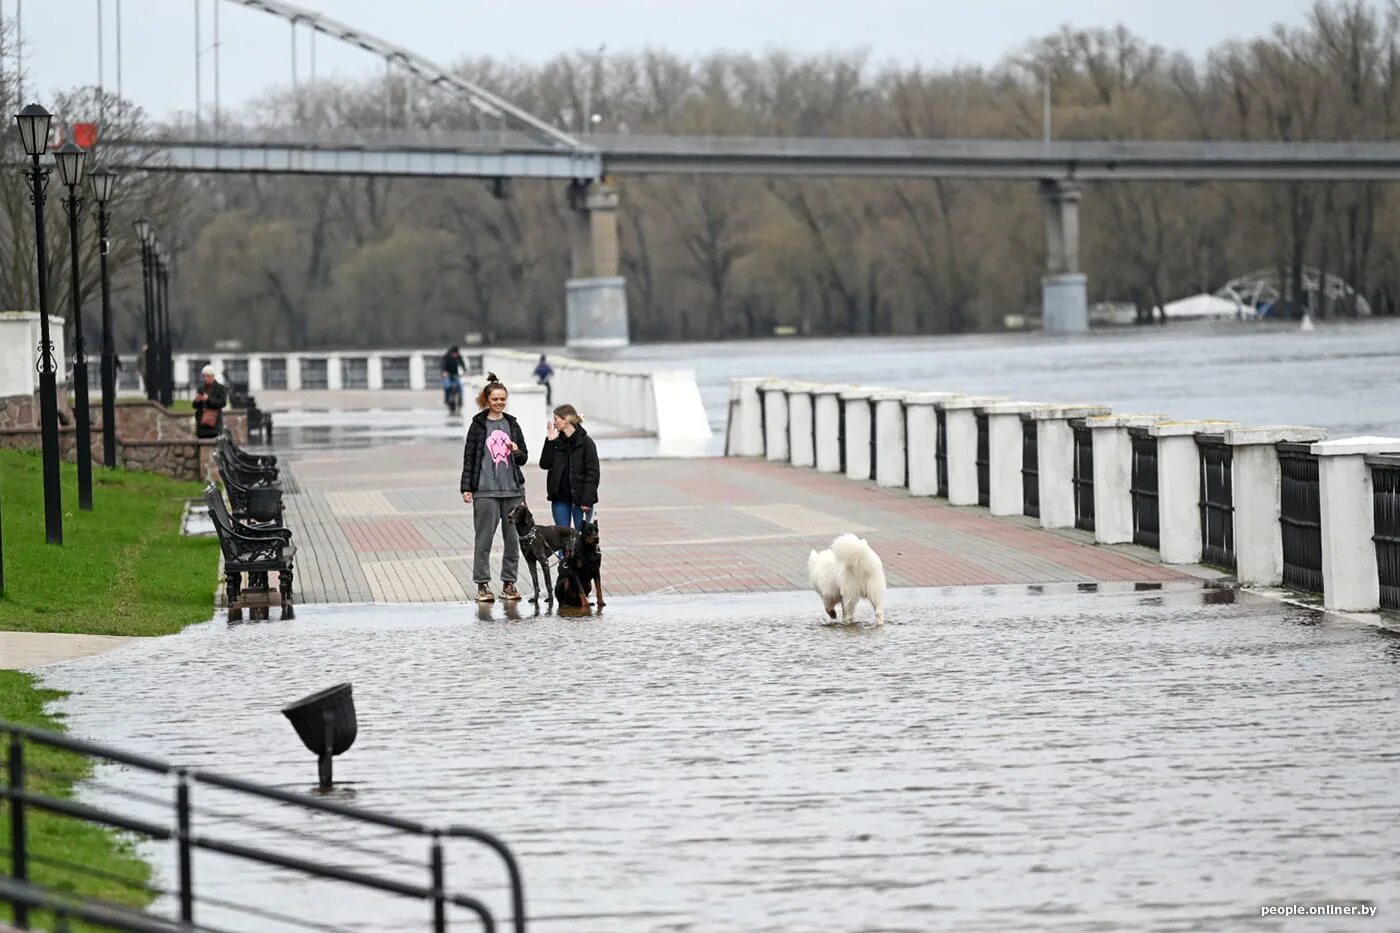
[807,533,886,625]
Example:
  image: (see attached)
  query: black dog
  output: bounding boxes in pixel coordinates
[506,502,576,605]
[554,520,604,609]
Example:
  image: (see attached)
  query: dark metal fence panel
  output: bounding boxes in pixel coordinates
[1021,417,1040,518]
[868,398,878,481]
[935,408,948,497]
[756,386,770,458]
[261,358,287,390]
[381,356,412,390]
[1197,434,1236,569]
[901,401,911,488]
[1278,443,1323,593]
[1370,456,1400,610]
[1131,429,1160,549]
[1072,420,1095,532]
[975,413,990,507]
[838,399,847,474]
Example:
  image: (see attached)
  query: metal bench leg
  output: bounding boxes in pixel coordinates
[280,567,295,620]
[226,572,242,623]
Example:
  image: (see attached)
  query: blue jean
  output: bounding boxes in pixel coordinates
[551,501,590,531]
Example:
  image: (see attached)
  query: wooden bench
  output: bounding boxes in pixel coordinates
[205,484,296,622]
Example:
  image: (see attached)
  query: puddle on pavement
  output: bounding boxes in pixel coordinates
[37,582,1400,932]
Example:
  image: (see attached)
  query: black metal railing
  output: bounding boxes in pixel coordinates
[901,401,911,489]
[756,385,770,458]
[867,398,878,481]
[782,388,793,461]
[1370,455,1400,610]
[837,399,848,474]
[810,395,819,467]
[2,720,524,933]
[975,412,990,508]
[935,408,948,497]
[1072,420,1094,532]
[1130,429,1160,549]
[1197,434,1236,570]
[1021,417,1040,518]
[1279,443,1323,593]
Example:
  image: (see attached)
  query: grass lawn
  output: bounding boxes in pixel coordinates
[0,449,220,636]
[0,669,154,922]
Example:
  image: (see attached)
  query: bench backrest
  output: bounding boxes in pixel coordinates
[203,485,243,562]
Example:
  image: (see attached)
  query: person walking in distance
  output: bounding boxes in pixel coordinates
[460,373,529,603]
[533,353,555,407]
[540,404,599,532]
[441,345,466,414]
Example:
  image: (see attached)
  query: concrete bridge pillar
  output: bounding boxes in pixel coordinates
[1041,179,1087,335]
[566,179,629,350]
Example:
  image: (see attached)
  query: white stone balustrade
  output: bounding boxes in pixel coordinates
[761,379,792,463]
[1148,420,1237,564]
[1085,415,1167,545]
[980,402,1042,516]
[787,383,818,468]
[903,392,964,496]
[873,391,909,487]
[1225,426,1328,587]
[1312,436,1400,611]
[840,387,879,482]
[942,396,1007,506]
[812,386,847,473]
[1032,405,1112,529]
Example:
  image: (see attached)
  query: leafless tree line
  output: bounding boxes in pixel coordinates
[4,2,1400,353]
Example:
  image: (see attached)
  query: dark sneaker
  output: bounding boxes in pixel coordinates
[500,583,522,601]
[476,583,495,603]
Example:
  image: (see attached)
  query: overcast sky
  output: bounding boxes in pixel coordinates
[10,0,1332,125]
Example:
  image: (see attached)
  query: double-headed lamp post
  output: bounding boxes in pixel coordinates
[134,217,156,401]
[14,102,64,545]
[156,244,173,406]
[89,167,119,469]
[54,140,94,511]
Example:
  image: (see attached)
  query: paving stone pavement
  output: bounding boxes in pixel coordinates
[279,438,1197,605]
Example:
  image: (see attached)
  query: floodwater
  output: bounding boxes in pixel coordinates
[41,583,1400,931]
[603,317,1400,443]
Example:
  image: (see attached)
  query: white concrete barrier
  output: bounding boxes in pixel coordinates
[787,383,818,468]
[761,379,792,463]
[812,386,847,473]
[1086,414,1167,545]
[1149,420,1236,564]
[903,392,964,496]
[1313,436,1400,611]
[981,402,1041,517]
[840,387,879,482]
[728,377,768,457]
[485,349,711,448]
[1225,426,1328,586]
[874,391,909,487]
[942,396,1006,506]
[509,383,548,465]
[1033,405,1112,529]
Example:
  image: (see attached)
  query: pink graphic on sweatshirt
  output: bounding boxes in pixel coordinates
[486,429,513,466]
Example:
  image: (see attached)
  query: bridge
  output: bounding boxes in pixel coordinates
[67,0,1400,344]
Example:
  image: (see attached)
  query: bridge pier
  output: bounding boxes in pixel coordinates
[1040,180,1087,335]
[566,180,629,350]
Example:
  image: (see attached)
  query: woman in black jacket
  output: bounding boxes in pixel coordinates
[460,373,530,603]
[539,404,600,530]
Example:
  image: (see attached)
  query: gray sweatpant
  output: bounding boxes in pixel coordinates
[472,495,523,584]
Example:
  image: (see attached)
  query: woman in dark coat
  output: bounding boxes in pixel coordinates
[193,365,227,439]
[460,373,530,603]
[539,403,600,530]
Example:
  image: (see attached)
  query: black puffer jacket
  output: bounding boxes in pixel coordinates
[460,410,529,493]
[538,425,600,506]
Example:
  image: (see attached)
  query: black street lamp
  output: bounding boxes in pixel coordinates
[157,245,173,406]
[14,102,63,545]
[55,140,93,511]
[89,167,119,469]
[134,218,156,401]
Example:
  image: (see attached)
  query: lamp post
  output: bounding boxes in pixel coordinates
[157,245,173,406]
[14,102,63,545]
[55,140,93,510]
[89,167,118,469]
[134,218,155,401]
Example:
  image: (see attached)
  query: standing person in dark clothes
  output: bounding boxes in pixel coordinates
[460,373,529,603]
[441,345,466,414]
[533,354,555,406]
[539,403,599,531]
[192,365,227,438]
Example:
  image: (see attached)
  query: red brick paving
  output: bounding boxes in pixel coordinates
[282,444,1196,604]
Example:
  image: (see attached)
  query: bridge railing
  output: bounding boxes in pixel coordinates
[727,376,1400,614]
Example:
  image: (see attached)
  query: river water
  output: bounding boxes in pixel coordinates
[41,583,1400,931]
[603,318,1400,443]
